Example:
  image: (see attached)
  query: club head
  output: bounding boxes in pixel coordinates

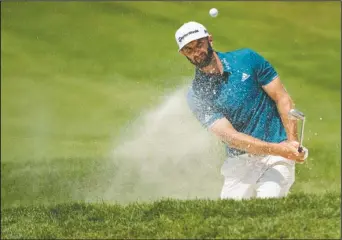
[288,109,305,120]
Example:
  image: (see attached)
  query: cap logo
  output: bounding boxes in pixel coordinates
[178,29,199,43]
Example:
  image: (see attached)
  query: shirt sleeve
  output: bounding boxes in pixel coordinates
[187,88,224,129]
[249,49,278,86]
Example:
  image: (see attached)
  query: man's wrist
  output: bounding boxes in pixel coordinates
[287,138,299,143]
[267,143,280,155]
[287,133,298,142]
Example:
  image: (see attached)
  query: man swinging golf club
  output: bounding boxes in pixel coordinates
[175,21,308,200]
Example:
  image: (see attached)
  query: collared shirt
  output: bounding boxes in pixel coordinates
[187,48,287,157]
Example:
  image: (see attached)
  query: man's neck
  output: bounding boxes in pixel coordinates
[199,52,223,75]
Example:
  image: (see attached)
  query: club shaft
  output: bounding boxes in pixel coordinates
[300,119,305,147]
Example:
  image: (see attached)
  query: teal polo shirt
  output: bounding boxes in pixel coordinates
[187,48,287,157]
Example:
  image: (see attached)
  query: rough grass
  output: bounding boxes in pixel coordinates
[1,192,340,239]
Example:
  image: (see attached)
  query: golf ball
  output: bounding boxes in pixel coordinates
[209,8,218,17]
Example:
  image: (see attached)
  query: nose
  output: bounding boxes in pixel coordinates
[193,48,202,58]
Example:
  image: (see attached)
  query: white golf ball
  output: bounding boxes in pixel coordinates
[209,8,218,17]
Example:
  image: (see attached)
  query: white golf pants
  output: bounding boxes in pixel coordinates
[220,154,295,200]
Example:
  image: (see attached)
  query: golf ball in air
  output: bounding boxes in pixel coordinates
[209,8,218,17]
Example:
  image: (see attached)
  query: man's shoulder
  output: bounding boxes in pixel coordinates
[186,84,198,102]
[186,84,202,110]
[218,48,261,68]
[186,84,194,96]
[218,48,256,58]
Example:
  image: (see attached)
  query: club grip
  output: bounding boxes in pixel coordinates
[298,146,303,153]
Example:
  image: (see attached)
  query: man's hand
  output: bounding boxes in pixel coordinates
[275,141,306,163]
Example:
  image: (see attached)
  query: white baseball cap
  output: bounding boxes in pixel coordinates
[175,21,209,51]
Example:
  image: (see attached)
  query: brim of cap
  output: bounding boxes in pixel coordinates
[178,32,209,52]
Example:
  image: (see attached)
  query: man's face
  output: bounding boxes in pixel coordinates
[180,37,213,68]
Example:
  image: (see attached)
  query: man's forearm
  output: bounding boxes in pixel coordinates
[218,131,280,156]
[276,96,298,141]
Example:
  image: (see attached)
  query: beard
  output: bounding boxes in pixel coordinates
[186,44,214,68]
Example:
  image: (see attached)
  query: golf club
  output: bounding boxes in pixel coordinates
[288,108,305,153]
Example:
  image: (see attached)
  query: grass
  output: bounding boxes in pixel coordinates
[1,192,340,239]
[1,1,341,238]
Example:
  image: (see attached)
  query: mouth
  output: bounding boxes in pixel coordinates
[195,53,207,63]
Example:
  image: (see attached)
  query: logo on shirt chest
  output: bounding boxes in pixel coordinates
[241,73,251,82]
[228,70,253,84]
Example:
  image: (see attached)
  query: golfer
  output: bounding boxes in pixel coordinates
[175,21,308,200]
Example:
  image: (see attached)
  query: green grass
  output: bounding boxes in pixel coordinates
[1,192,340,239]
[1,1,341,238]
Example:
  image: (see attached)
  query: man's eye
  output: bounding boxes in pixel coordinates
[185,48,192,54]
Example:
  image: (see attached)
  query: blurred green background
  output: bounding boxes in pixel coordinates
[1,2,340,208]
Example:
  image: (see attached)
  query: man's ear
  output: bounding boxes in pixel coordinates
[208,35,213,47]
